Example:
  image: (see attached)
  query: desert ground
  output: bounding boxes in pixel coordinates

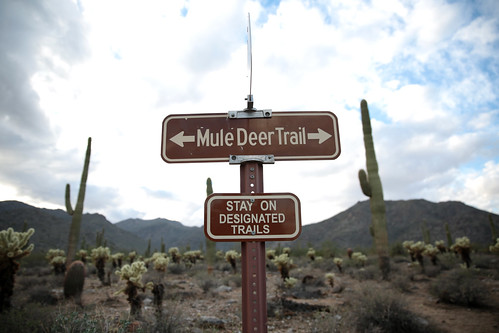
[2,251,499,332]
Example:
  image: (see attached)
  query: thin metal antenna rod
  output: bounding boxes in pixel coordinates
[246,13,254,110]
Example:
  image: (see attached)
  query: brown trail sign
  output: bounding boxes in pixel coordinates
[205,193,301,242]
[161,111,340,163]
[161,109,341,333]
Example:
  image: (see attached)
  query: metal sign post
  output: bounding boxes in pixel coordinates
[240,161,267,332]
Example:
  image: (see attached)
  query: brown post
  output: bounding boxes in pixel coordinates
[240,161,267,332]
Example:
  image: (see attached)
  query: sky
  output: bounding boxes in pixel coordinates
[1,0,498,228]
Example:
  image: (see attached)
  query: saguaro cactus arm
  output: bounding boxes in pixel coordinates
[358,169,372,197]
[65,184,74,215]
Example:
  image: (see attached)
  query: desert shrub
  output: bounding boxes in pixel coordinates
[437,252,458,270]
[472,253,499,270]
[430,268,489,307]
[391,274,412,293]
[222,273,242,288]
[352,283,439,333]
[390,242,406,256]
[313,311,343,333]
[0,303,54,333]
[349,265,379,281]
[140,299,185,333]
[424,264,442,278]
[168,262,185,275]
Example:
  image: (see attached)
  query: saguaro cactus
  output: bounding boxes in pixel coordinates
[65,137,91,268]
[358,100,390,279]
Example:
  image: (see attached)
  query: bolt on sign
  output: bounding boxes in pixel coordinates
[205,193,301,242]
[161,111,340,163]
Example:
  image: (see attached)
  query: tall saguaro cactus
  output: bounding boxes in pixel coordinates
[65,137,92,268]
[358,100,390,279]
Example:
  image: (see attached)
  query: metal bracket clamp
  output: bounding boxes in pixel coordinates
[229,155,275,164]
[228,109,272,119]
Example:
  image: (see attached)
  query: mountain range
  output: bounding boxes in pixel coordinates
[0,199,497,255]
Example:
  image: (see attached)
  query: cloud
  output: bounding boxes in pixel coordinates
[1,0,498,229]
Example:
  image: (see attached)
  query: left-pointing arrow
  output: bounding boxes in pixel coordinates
[170,131,195,147]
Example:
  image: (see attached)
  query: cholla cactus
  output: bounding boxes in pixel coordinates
[266,249,276,260]
[128,251,137,264]
[408,241,426,270]
[489,238,499,253]
[435,240,446,254]
[325,273,335,288]
[146,252,169,313]
[402,241,415,262]
[183,250,203,267]
[46,248,65,260]
[283,277,298,289]
[225,250,240,273]
[333,258,343,273]
[111,252,124,268]
[423,244,439,265]
[168,247,181,264]
[282,247,291,255]
[451,236,472,268]
[347,248,353,259]
[216,250,225,260]
[351,252,367,267]
[0,227,35,311]
[272,253,294,280]
[77,249,88,264]
[91,246,110,284]
[116,261,153,318]
[149,252,169,273]
[46,249,66,275]
[306,248,316,261]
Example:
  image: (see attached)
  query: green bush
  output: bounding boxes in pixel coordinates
[430,268,489,307]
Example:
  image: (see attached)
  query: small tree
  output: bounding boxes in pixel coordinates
[0,228,35,311]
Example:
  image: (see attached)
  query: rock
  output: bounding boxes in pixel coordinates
[214,285,232,293]
[198,316,226,329]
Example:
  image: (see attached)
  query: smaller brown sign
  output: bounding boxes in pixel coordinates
[204,193,301,242]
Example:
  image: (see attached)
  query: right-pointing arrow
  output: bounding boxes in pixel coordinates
[170,131,195,147]
[307,128,332,144]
